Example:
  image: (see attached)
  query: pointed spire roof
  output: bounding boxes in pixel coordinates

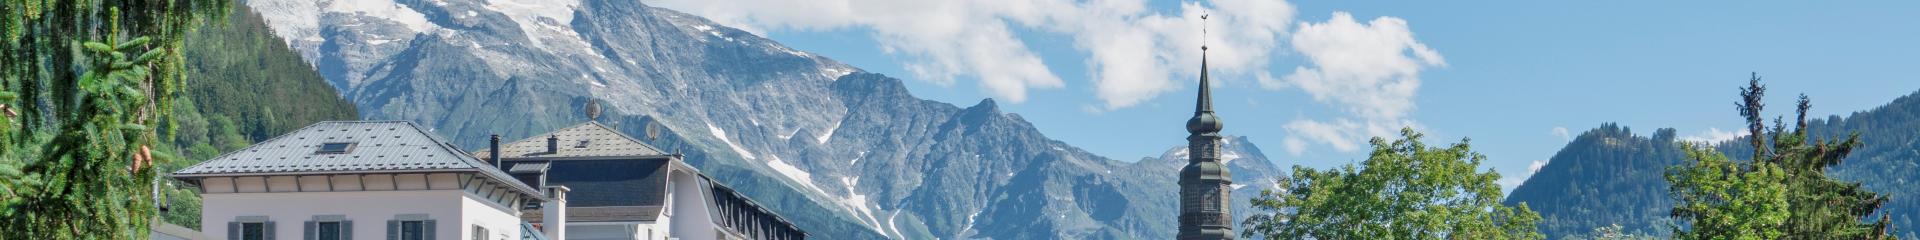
[1187,14,1224,134]
[1196,45,1212,114]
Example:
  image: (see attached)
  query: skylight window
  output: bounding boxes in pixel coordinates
[574,140,590,148]
[316,142,357,154]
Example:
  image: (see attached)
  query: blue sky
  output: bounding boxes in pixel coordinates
[652,0,1920,189]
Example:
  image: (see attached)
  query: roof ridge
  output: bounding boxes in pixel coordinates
[583,121,669,155]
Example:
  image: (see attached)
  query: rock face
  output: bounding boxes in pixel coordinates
[243,0,1288,238]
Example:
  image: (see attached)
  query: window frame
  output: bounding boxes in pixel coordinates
[316,142,357,154]
[471,225,489,240]
[399,220,426,240]
[240,222,267,240]
[315,221,342,240]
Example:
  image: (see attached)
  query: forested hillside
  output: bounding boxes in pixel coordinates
[1504,124,1684,238]
[156,5,360,228]
[1508,91,1920,239]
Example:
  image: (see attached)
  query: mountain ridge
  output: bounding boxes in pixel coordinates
[1508,90,1920,238]
[240,0,1291,238]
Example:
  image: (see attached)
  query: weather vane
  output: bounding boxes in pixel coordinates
[1201,13,1209,50]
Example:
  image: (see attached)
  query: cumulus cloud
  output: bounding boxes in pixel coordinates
[646,0,1295,106]
[653,0,1445,156]
[1279,13,1444,155]
[1680,127,1748,144]
[1552,127,1571,141]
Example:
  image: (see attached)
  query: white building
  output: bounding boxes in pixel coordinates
[476,121,807,240]
[174,121,554,240]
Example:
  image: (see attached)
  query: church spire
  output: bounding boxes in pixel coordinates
[1196,14,1213,114]
[1186,14,1223,135]
[1178,13,1233,240]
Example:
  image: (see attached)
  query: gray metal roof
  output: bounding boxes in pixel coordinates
[521,206,664,223]
[172,121,542,197]
[474,122,668,159]
[509,162,551,174]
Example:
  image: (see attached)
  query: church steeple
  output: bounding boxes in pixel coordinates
[1178,14,1233,240]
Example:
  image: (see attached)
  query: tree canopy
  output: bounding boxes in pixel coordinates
[1243,128,1543,240]
[1667,74,1896,240]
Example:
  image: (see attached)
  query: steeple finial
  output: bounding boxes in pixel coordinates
[1196,13,1213,114]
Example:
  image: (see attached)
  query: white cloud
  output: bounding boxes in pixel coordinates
[654,0,1446,156]
[1498,160,1549,193]
[1552,127,1571,141]
[1528,160,1547,174]
[1680,127,1747,144]
[1280,12,1443,154]
[647,0,1296,107]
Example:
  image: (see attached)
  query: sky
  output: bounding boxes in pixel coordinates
[646,0,1920,190]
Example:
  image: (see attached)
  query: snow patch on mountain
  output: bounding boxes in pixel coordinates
[248,0,322,43]
[766,155,824,196]
[325,0,439,33]
[817,119,841,144]
[837,176,887,238]
[707,122,756,160]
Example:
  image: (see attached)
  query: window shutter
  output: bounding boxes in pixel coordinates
[422,220,436,240]
[304,221,316,240]
[386,220,399,240]
[265,221,278,240]
[342,220,354,240]
[229,222,241,240]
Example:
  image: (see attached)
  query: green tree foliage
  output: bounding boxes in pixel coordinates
[1667,74,1896,239]
[1243,128,1544,240]
[176,5,356,142]
[0,0,231,238]
[1568,224,1661,240]
[1666,142,1791,239]
[146,5,360,230]
[1503,125,1683,238]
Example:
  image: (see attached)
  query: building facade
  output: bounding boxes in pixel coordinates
[477,121,806,240]
[174,121,549,240]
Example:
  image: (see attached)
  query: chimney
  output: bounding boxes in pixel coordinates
[541,186,570,240]
[546,135,559,154]
[489,134,502,166]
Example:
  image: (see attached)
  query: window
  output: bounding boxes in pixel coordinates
[316,222,342,240]
[317,142,357,154]
[241,222,266,240]
[573,140,590,148]
[387,215,434,240]
[400,220,425,240]
[471,225,488,240]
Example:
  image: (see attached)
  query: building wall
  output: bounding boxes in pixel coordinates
[667,170,716,240]
[460,191,525,240]
[567,223,641,240]
[200,173,527,240]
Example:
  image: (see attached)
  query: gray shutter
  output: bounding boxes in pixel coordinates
[265,221,278,240]
[304,221,316,240]
[386,220,399,240]
[421,220,436,240]
[229,222,241,240]
[342,220,354,240]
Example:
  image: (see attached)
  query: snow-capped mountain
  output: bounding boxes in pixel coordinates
[241,0,1288,238]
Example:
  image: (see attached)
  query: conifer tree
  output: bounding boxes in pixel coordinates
[0,0,228,238]
[1668,73,1895,239]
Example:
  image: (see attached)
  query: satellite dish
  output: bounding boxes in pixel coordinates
[585,99,603,121]
[645,121,662,141]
